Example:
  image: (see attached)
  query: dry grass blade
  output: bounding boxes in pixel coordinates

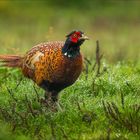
[59,127,68,140]
[14,77,23,90]
[33,85,40,102]
[6,86,18,102]
[25,94,36,117]
[84,57,91,80]
[50,122,56,140]
[102,101,140,134]
[84,57,91,65]
[121,92,125,109]
[92,40,103,76]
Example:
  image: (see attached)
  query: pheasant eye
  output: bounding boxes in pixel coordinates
[73,34,77,38]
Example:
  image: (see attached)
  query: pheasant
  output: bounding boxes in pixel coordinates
[0,30,89,102]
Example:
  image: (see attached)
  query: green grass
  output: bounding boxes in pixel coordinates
[0,61,139,140]
[0,1,140,63]
[0,1,140,139]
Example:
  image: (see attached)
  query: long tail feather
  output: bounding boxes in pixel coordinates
[0,55,23,68]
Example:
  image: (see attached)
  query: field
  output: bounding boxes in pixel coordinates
[0,1,140,140]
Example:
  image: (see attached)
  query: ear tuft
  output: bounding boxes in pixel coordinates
[66,30,76,37]
[66,30,84,37]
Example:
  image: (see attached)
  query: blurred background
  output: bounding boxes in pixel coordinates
[0,0,140,63]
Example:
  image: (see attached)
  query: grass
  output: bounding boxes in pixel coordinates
[0,1,140,139]
[0,1,140,63]
[0,58,139,140]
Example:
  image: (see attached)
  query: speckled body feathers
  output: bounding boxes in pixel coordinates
[22,41,83,92]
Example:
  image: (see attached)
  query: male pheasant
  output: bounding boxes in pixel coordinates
[0,30,89,102]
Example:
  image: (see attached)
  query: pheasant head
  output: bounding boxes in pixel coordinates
[62,30,89,58]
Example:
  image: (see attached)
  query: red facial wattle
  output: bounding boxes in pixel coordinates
[71,36,78,43]
[70,32,81,43]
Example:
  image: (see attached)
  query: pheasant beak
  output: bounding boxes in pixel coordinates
[79,34,89,41]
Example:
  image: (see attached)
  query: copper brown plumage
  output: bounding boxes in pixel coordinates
[0,30,89,102]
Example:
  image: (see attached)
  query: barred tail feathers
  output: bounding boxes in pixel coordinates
[0,55,23,68]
